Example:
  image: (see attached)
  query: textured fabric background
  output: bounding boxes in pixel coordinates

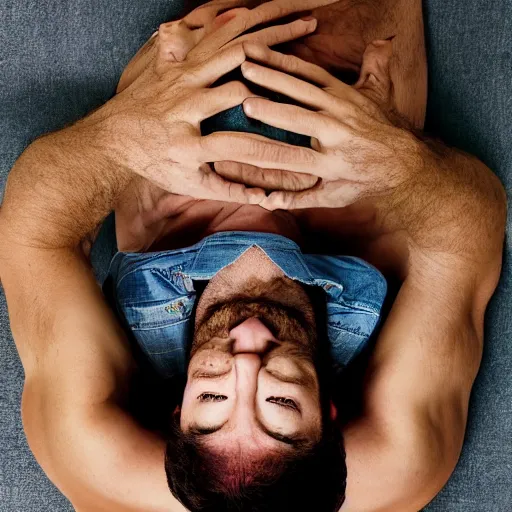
[0,1,511,510]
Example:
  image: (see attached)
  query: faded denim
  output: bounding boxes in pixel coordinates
[107,231,386,378]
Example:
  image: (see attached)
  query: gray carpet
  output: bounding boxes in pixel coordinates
[1,0,511,510]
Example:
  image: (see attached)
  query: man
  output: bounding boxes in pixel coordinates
[0,1,506,512]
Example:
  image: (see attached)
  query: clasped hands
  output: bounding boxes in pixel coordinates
[85,0,422,216]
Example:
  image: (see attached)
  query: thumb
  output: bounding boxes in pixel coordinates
[259,189,321,211]
[260,181,363,211]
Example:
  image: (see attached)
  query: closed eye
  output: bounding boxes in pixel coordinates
[198,393,228,402]
[266,396,300,412]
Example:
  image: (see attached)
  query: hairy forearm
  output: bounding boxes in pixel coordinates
[1,115,132,249]
[375,134,507,283]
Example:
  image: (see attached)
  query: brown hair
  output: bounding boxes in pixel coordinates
[164,414,346,511]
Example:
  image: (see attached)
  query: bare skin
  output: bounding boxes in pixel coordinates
[181,247,324,456]
[0,1,506,512]
[115,0,427,258]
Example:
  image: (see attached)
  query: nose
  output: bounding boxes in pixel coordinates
[230,317,276,355]
[234,353,261,408]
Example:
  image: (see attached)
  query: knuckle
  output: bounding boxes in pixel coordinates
[286,55,301,73]
[267,4,286,22]
[288,21,302,37]
[237,16,251,34]
[242,39,257,52]
[230,43,247,62]
[158,21,170,33]
[227,80,251,97]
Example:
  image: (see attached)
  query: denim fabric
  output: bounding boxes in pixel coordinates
[108,231,386,378]
[0,1,511,511]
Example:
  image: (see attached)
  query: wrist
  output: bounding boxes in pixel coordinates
[379,133,505,261]
[72,101,131,178]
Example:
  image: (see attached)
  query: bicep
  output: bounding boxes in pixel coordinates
[343,271,486,511]
[366,272,485,422]
[0,240,134,468]
[0,243,184,510]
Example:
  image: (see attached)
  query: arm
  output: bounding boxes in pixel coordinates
[204,44,507,509]
[340,144,506,511]
[1,242,177,512]
[0,3,334,508]
[342,214,504,511]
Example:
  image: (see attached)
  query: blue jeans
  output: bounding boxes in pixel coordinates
[0,1,510,511]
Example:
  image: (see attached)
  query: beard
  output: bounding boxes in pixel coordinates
[191,297,318,359]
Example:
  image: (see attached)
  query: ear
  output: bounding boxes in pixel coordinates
[354,39,395,115]
[116,20,197,94]
[173,405,181,417]
[330,400,338,422]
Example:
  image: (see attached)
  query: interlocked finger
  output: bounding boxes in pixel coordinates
[260,181,363,210]
[193,81,260,123]
[240,61,337,113]
[191,165,267,204]
[214,161,319,191]
[243,42,337,88]
[191,43,248,87]
[242,45,375,112]
[190,0,338,58]
[183,0,252,29]
[199,131,325,176]
[242,98,343,146]
[224,18,317,50]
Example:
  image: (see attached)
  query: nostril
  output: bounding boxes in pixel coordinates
[230,317,276,354]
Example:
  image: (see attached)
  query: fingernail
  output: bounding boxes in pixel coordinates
[300,15,316,21]
[242,98,253,114]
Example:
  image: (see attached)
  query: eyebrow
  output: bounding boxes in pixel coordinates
[265,367,316,389]
[191,367,231,379]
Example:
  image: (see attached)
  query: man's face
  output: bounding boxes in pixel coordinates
[180,299,323,454]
